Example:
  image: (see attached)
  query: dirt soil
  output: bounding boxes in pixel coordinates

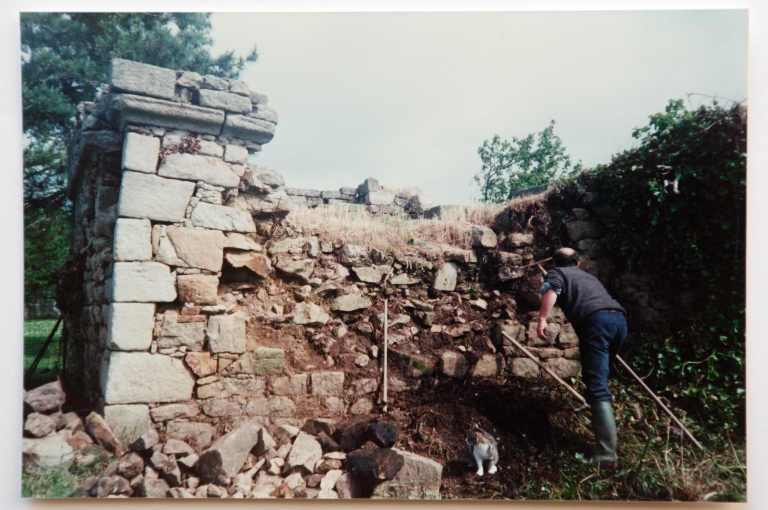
[372,372,592,500]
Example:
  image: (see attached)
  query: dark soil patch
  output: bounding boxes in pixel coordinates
[377,376,594,499]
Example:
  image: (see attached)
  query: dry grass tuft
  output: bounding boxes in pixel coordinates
[285,203,505,254]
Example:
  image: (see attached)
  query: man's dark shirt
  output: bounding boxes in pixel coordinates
[542,266,625,328]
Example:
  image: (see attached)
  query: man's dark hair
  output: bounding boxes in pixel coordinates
[554,249,580,267]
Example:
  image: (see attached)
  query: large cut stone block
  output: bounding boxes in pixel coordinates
[108,94,225,135]
[155,226,224,272]
[110,58,177,100]
[158,153,240,188]
[117,171,195,222]
[109,262,177,303]
[177,274,219,305]
[121,132,160,174]
[198,89,252,114]
[113,218,152,262]
[221,115,276,145]
[207,315,246,354]
[103,352,195,404]
[107,303,155,351]
[190,202,256,233]
[157,315,206,351]
[104,404,152,445]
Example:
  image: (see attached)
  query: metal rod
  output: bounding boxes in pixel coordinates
[615,355,705,451]
[24,317,62,389]
[383,299,388,409]
[501,331,588,408]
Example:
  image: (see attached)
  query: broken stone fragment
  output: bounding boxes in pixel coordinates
[24,413,57,438]
[331,294,372,312]
[223,232,262,251]
[369,449,443,499]
[351,265,389,284]
[440,351,469,379]
[225,251,272,278]
[184,352,217,378]
[367,423,400,448]
[469,225,498,248]
[197,421,262,485]
[130,427,159,452]
[85,412,124,457]
[346,448,404,482]
[274,255,315,282]
[339,244,369,266]
[432,262,458,292]
[470,354,504,378]
[283,432,323,476]
[104,404,152,445]
[293,302,330,326]
[24,381,65,413]
[505,232,535,248]
[389,273,421,285]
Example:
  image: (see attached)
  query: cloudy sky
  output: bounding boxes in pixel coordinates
[210,10,747,205]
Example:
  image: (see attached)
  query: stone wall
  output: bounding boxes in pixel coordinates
[62,58,292,424]
[286,177,440,217]
[60,58,583,462]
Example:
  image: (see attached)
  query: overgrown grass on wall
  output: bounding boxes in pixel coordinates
[286,203,504,254]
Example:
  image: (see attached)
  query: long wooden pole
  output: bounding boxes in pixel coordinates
[615,355,705,451]
[501,331,589,408]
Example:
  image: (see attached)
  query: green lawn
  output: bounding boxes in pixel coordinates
[24,318,63,389]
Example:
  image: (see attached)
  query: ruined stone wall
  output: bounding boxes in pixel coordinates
[61,58,587,453]
[63,58,296,435]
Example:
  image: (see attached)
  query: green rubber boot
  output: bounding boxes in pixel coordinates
[586,401,618,468]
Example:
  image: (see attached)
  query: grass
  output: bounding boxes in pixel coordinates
[503,382,745,502]
[24,318,63,389]
[285,203,504,254]
[22,445,112,498]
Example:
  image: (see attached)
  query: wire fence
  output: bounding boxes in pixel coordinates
[24,318,64,389]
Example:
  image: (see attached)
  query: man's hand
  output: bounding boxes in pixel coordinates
[537,317,549,342]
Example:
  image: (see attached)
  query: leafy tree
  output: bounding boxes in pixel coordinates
[21,13,257,300]
[475,120,580,203]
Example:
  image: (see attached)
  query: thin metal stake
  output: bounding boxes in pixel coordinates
[383,298,388,412]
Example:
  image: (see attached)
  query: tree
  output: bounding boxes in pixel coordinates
[474,120,580,203]
[21,13,257,300]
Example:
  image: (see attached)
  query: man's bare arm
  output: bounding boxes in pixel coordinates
[537,289,558,342]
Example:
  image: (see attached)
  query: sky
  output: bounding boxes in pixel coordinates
[210,10,748,205]
[2,2,768,509]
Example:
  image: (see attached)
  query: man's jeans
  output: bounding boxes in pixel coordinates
[576,311,628,404]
